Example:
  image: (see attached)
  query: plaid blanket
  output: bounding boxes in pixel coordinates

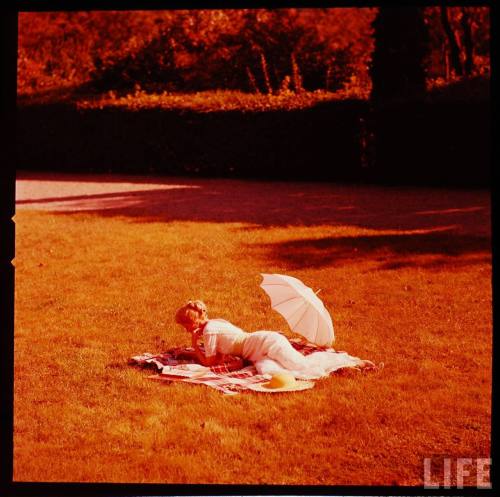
[148,366,268,395]
[129,345,246,374]
[129,338,350,395]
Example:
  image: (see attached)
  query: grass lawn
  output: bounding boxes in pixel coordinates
[13,173,492,485]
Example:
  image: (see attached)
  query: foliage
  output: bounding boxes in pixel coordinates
[18,96,368,180]
[19,94,489,186]
[76,88,367,113]
[17,11,174,94]
[18,9,376,97]
[89,9,368,94]
[17,8,490,101]
[424,6,490,81]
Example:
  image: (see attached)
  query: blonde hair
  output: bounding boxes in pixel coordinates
[175,300,208,327]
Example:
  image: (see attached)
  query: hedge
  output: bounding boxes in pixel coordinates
[17,99,490,186]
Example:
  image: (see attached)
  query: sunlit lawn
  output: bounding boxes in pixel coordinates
[13,173,491,484]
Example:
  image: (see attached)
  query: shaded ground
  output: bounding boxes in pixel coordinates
[16,171,490,230]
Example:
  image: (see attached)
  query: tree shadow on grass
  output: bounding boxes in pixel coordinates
[16,173,492,271]
[253,230,492,271]
[16,172,491,233]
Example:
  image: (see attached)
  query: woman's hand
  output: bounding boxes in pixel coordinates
[191,328,201,347]
[175,349,197,360]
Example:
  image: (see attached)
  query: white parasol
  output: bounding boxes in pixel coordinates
[260,273,335,346]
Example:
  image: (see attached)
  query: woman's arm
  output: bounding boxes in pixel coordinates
[173,348,197,360]
[191,329,222,367]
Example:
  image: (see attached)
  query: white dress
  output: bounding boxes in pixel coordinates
[203,319,362,380]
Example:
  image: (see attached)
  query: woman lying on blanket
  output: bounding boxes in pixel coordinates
[175,300,377,380]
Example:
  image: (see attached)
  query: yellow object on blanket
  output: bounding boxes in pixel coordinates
[246,372,314,393]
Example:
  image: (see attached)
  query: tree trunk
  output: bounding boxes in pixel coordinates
[370,7,428,102]
[461,7,474,76]
[260,52,273,94]
[440,6,463,76]
[444,43,450,79]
